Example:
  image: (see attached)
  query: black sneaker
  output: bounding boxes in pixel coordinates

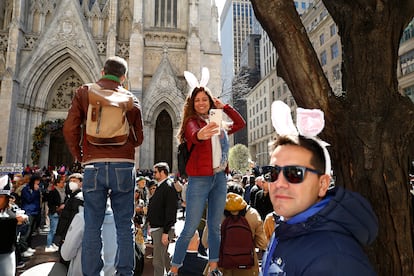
[208,269,223,276]
[16,261,25,269]
[166,272,177,276]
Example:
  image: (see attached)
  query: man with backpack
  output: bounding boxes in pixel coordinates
[63,56,144,276]
[202,189,267,276]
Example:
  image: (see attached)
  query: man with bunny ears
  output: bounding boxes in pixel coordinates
[260,101,378,275]
[167,68,245,276]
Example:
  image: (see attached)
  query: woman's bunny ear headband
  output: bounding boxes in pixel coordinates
[271,100,331,175]
[184,67,212,97]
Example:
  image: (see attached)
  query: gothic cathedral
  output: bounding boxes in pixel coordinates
[0,0,221,171]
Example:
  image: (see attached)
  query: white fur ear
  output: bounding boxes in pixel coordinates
[199,67,210,87]
[271,101,298,136]
[184,71,200,90]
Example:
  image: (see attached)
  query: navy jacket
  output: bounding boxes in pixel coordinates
[265,186,378,275]
[21,185,41,216]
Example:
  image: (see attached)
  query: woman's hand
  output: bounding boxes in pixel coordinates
[213,98,225,109]
[197,122,219,140]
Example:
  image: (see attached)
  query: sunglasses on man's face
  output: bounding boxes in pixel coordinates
[262,165,323,184]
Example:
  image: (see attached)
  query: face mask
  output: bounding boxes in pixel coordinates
[68,181,80,192]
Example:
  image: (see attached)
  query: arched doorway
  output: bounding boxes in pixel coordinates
[154,110,173,168]
[48,130,73,169]
[31,119,73,168]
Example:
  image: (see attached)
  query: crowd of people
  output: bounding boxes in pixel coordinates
[0,57,380,276]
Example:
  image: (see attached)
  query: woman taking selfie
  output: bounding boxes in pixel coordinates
[168,68,245,276]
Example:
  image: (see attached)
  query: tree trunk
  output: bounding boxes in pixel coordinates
[250,0,414,275]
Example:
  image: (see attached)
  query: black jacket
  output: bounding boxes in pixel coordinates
[47,188,64,214]
[147,178,177,234]
[56,190,83,239]
[0,209,17,254]
[254,190,273,220]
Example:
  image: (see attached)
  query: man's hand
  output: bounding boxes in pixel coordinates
[162,233,169,246]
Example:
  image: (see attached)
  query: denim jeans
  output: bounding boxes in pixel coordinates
[0,251,15,276]
[82,162,135,276]
[47,213,59,247]
[102,205,117,276]
[171,171,227,267]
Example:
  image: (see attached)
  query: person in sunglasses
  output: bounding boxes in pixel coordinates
[260,101,378,275]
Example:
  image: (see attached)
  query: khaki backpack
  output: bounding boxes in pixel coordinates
[85,83,134,146]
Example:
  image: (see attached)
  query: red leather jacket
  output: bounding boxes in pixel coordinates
[63,78,144,164]
[185,104,246,176]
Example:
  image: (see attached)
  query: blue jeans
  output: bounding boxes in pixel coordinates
[0,251,15,276]
[82,162,135,276]
[171,171,227,267]
[47,213,59,247]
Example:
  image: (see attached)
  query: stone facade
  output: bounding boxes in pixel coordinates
[0,0,222,171]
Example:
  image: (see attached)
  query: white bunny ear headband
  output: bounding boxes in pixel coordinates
[184,67,211,97]
[271,100,331,175]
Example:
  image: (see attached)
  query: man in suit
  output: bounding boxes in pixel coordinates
[147,162,178,276]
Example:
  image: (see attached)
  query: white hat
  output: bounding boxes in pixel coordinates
[0,175,11,196]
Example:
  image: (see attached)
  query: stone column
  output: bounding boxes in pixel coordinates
[106,0,118,56]
[186,0,201,75]
[130,0,144,167]
[0,0,24,163]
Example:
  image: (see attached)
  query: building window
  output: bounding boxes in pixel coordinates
[155,0,177,28]
[330,24,337,37]
[320,50,327,66]
[331,42,339,60]
[405,85,414,95]
[332,64,341,80]
[404,85,414,102]
[401,19,414,44]
[319,33,325,46]
[400,49,414,75]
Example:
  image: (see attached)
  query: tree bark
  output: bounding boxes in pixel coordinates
[250,0,414,274]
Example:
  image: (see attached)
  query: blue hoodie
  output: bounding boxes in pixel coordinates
[21,184,41,216]
[262,186,378,275]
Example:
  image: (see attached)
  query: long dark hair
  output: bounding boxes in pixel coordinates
[176,87,215,143]
[28,175,41,190]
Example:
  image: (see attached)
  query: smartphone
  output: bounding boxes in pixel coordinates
[209,109,222,135]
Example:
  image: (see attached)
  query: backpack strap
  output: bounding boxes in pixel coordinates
[87,83,134,110]
[188,142,195,154]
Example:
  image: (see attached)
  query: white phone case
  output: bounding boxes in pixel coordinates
[209,109,222,135]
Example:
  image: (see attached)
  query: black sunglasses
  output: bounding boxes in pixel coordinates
[262,165,323,184]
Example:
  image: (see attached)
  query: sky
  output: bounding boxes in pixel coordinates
[216,1,225,41]
[217,0,225,16]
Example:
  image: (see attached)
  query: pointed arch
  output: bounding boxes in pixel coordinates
[154,109,173,166]
[19,46,101,112]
